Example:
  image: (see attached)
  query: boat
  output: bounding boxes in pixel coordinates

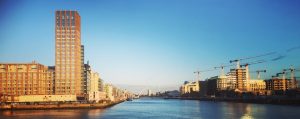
[126,98,133,101]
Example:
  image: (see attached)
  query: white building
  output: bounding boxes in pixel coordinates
[180,81,200,95]
[105,84,114,101]
[88,71,106,102]
[147,89,152,96]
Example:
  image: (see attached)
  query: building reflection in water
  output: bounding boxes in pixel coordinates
[87,109,104,117]
[1,109,104,119]
[221,102,267,119]
[241,104,253,119]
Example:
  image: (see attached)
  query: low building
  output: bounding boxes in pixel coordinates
[216,75,229,91]
[180,81,200,95]
[199,81,207,97]
[207,76,218,96]
[249,79,266,95]
[165,90,180,97]
[249,79,266,91]
[147,89,152,96]
[105,84,114,101]
[0,61,54,102]
[265,78,292,91]
[87,71,106,102]
[17,95,76,102]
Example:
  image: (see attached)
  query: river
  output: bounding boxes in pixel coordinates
[1,97,300,119]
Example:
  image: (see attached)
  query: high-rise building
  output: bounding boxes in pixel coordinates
[81,45,85,95]
[83,63,91,96]
[55,10,82,96]
[0,61,54,102]
[48,66,55,94]
[236,68,247,91]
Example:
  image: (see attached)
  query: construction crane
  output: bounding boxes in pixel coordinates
[214,64,235,77]
[275,69,290,91]
[239,60,266,91]
[272,75,278,79]
[230,52,276,69]
[283,66,300,89]
[276,69,287,80]
[256,70,267,79]
[194,69,215,81]
[239,60,266,68]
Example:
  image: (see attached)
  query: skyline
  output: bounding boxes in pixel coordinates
[1,0,300,93]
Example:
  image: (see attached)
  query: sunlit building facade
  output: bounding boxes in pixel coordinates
[55,10,82,96]
[265,78,292,91]
[0,61,53,102]
[180,81,200,95]
[249,79,266,95]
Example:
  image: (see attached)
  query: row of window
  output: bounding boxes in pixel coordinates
[56,26,77,30]
[57,45,76,48]
[56,15,75,19]
[56,47,78,50]
[0,75,48,78]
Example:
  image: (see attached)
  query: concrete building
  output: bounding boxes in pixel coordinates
[55,10,83,96]
[147,89,152,96]
[224,68,248,91]
[98,78,104,92]
[265,78,292,91]
[180,81,200,95]
[249,79,266,95]
[225,69,238,90]
[81,45,85,97]
[206,76,218,96]
[86,69,106,102]
[83,63,91,97]
[199,81,207,97]
[105,84,114,101]
[216,75,229,91]
[48,66,55,95]
[0,61,54,102]
[235,68,248,91]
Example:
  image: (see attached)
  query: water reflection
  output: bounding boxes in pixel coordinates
[1,98,299,119]
[1,109,104,119]
[220,102,257,119]
[241,104,253,119]
[88,109,104,117]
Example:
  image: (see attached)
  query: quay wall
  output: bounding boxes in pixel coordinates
[164,97,300,105]
[0,100,124,110]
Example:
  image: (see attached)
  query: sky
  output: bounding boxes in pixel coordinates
[1,0,300,93]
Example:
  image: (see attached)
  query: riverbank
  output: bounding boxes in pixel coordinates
[0,100,125,110]
[164,97,300,105]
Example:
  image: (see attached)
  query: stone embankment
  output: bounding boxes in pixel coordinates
[164,97,300,105]
[0,100,125,110]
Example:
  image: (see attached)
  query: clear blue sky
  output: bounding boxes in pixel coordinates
[1,0,300,93]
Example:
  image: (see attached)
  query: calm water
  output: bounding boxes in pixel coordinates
[1,97,300,119]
